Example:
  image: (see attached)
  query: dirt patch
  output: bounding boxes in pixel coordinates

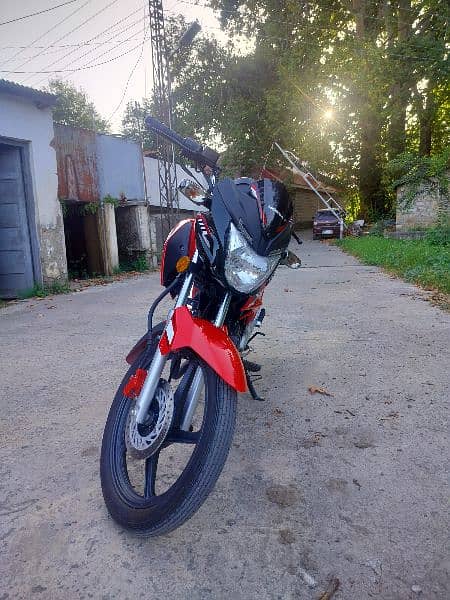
[266,484,301,507]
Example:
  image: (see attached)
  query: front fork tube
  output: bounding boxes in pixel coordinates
[134,271,194,426]
[180,292,232,431]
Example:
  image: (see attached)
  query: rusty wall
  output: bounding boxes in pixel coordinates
[53,124,99,202]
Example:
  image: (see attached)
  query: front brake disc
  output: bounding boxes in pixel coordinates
[125,379,174,460]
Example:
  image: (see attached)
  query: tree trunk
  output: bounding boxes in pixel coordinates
[388,0,412,159]
[359,105,385,217]
[353,0,386,217]
[389,82,408,157]
[419,89,436,156]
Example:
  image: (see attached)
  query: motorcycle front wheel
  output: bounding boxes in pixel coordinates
[100,332,237,536]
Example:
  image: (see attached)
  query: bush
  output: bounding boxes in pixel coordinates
[19,281,70,299]
[368,219,396,236]
[425,216,450,246]
[118,255,149,273]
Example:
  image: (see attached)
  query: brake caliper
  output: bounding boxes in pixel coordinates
[123,369,147,399]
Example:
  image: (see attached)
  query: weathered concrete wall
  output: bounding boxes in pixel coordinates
[396,176,450,230]
[0,93,67,284]
[97,203,119,275]
[97,135,144,201]
[116,203,157,267]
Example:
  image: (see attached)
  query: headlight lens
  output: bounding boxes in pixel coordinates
[224,222,280,293]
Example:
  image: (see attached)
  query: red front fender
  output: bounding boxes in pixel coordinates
[159,306,247,393]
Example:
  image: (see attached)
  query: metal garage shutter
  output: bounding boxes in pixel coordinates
[0,144,34,298]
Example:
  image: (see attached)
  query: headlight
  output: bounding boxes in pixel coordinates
[224,222,280,293]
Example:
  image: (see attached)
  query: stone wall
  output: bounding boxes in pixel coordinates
[396,175,449,230]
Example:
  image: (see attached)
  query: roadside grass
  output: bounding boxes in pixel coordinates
[337,235,450,295]
[18,281,71,299]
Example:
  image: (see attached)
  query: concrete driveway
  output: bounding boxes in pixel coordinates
[1,236,449,600]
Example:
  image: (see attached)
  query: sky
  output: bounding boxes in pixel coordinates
[0,0,226,132]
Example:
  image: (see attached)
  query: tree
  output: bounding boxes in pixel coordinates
[47,79,109,133]
[207,0,449,217]
[121,98,156,149]
[127,2,448,218]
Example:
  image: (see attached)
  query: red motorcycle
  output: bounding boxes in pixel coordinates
[100,118,301,535]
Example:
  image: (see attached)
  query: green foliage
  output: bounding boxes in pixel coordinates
[119,255,149,273]
[121,98,156,149]
[338,235,450,294]
[19,281,70,299]
[103,195,120,207]
[424,216,450,246]
[78,202,98,216]
[127,2,449,218]
[47,79,109,132]
[368,219,396,237]
[388,148,450,207]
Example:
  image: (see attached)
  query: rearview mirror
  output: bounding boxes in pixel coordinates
[178,179,207,205]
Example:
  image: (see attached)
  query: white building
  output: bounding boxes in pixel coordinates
[0,79,67,298]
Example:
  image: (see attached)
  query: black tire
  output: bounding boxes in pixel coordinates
[100,332,237,536]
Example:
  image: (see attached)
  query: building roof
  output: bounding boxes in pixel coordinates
[260,166,339,194]
[0,79,57,108]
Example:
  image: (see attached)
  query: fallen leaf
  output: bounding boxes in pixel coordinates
[380,411,400,421]
[317,577,340,600]
[308,386,333,397]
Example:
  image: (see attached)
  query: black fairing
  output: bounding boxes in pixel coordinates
[161,219,194,288]
[208,178,292,259]
[256,178,293,239]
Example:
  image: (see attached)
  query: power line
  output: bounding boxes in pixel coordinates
[31,17,148,86]
[0,0,91,69]
[0,38,144,54]
[27,6,146,86]
[10,0,122,82]
[0,40,149,74]
[0,0,80,27]
[107,25,149,121]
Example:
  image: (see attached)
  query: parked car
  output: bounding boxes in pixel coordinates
[312,209,343,240]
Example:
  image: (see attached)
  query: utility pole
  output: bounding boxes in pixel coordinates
[147,0,178,239]
[147,2,201,240]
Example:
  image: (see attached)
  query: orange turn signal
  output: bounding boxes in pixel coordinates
[176,256,190,273]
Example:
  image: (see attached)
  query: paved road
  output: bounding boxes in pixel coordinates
[1,237,449,600]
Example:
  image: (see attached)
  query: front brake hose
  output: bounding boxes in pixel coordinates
[147,274,182,333]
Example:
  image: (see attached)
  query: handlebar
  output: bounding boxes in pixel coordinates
[145,116,220,169]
